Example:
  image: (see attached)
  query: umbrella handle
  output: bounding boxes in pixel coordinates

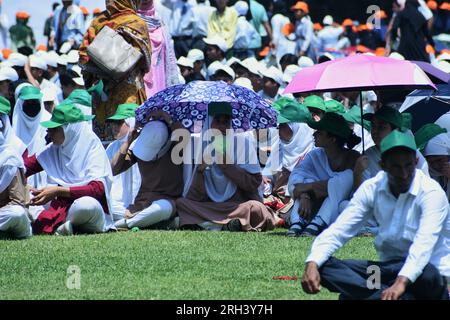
[360,91,365,155]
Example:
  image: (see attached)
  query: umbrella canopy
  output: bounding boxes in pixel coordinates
[399,83,450,132]
[284,54,437,94]
[411,60,450,84]
[135,81,277,132]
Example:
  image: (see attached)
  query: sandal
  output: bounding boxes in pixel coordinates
[302,221,328,237]
[286,219,308,237]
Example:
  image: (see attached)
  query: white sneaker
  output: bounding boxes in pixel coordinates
[114,219,128,229]
[55,221,74,236]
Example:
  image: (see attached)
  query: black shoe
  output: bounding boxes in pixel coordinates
[223,219,242,232]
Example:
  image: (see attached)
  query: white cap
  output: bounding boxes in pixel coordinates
[57,54,68,66]
[214,64,235,80]
[29,55,48,71]
[7,53,28,67]
[71,65,85,86]
[433,60,450,73]
[130,121,169,161]
[260,66,284,86]
[35,50,47,58]
[298,56,314,68]
[66,50,79,64]
[187,49,204,62]
[323,15,333,26]
[0,67,19,82]
[436,52,450,62]
[233,77,253,91]
[282,64,301,83]
[226,57,241,67]
[366,90,377,102]
[59,41,72,54]
[203,35,228,53]
[234,1,249,16]
[44,51,59,68]
[207,61,224,77]
[177,56,194,69]
[388,52,405,60]
[42,86,58,102]
[241,57,263,76]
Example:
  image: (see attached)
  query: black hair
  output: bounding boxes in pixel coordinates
[59,70,79,87]
[244,0,253,21]
[52,2,60,11]
[328,132,361,149]
[381,146,416,162]
[279,54,298,67]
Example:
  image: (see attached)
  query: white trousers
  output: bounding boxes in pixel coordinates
[0,205,32,239]
[67,197,106,234]
[126,199,174,229]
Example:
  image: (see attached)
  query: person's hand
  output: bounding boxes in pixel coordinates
[354,155,369,176]
[301,262,321,294]
[299,195,312,219]
[127,127,141,145]
[381,276,409,300]
[48,36,55,49]
[145,110,173,127]
[299,50,305,57]
[262,176,272,186]
[293,184,310,198]
[31,186,60,206]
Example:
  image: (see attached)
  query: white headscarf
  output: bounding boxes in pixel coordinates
[0,114,24,193]
[12,84,51,156]
[199,116,261,202]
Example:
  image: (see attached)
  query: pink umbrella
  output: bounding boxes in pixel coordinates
[284,54,436,94]
[283,54,436,153]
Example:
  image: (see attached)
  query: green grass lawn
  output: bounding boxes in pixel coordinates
[0,229,377,300]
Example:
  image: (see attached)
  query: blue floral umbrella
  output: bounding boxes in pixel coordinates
[135,81,277,132]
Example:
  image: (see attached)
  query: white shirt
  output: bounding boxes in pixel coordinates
[306,169,450,282]
[234,16,260,50]
[168,0,195,37]
[317,26,344,51]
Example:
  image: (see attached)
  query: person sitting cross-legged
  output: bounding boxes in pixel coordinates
[301,130,450,300]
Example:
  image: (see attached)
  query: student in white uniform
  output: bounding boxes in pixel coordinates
[301,130,450,300]
[0,96,32,239]
[105,104,141,222]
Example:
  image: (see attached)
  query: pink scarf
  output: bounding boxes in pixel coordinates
[138,1,179,98]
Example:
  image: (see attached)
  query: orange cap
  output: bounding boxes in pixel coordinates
[16,11,30,19]
[282,23,295,36]
[80,6,89,15]
[427,1,438,10]
[356,45,370,53]
[259,46,270,57]
[93,8,101,14]
[36,44,47,52]
[291,1,309,14]
[1,48,12,60]
[440,2,450,10]
[342,19,353,27]
[375,47,386,56]
[375,10,387,19]
[426,44,436,55]
[313,23,323,31]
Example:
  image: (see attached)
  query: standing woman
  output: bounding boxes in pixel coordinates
[137,0,179,97]
[79,0,152,136]
[176,102,276,232]
[25,103,115,235]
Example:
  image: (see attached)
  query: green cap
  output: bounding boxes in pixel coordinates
[363,107,403,129]
[0,96,11,115]
[66,89,92,108]
[303,95,326,112]
[19,86,43,101]
[402,113,412,131]
[308,112,353,140]
[208,102,232,117]
[107,103,139,121]
[414,123,447,151]
[274,98,311,124]
[343,106,372,131]
[41,103,95,128]
[324,99,346,114]
[380,130,417,155]
[87,79,104,96]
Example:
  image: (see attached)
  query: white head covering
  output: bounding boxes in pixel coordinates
[423,133,450,156]
[130,120,169,162]
[187,49,204,62]
[12,84,51,156]
[29,55,48,71]
[0,67,19,82]
[233,77,254,91]
[0,114,24,193]
[234,1,249,16]
[7,53,28,67]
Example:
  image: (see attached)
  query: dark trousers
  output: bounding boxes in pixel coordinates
[173,37,193,58]
[319,257,449,300]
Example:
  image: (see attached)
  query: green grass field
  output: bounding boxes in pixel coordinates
[0,229,377,300]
